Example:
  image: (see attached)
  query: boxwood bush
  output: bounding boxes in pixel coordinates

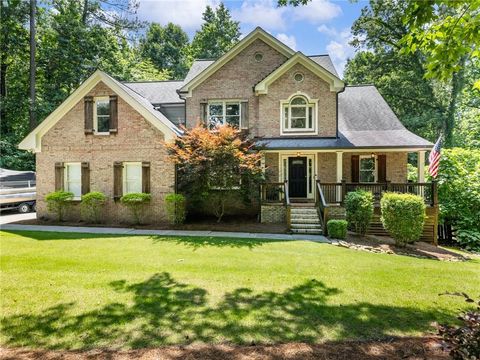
[45,190,74,221]
[165,193,187,225]
[327,219,348,239]
[344,190,374,235]
[80,191,107,223]
[120,193,151,225]
[381,192,426,247]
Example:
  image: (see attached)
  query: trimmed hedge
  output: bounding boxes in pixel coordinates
[45,191,74,221]
[381,192,426,247]
[327,219,348,239]
[165,193,187,225]
[81,191,107,223]
[120,193,151,224]
[345,190,374,235]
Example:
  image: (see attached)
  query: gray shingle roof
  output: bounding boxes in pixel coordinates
[123,80,183,105]
[183,59,215,84]
[257,85,432,149]
[308,55,339,78]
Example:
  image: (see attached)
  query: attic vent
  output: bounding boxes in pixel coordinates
[254,52,263,62]
[294,72,304,83]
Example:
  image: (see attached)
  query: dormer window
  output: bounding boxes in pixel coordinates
[281,95,316,134]
[94,97,110,134]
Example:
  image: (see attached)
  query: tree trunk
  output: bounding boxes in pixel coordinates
[29,0,36,130]
[82,0,89,24]
[444,57,467,147]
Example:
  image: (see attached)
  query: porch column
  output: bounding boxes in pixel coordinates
[418,150,426,197]
[336,151,343,202]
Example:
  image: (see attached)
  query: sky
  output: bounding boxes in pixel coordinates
[135,0,369,76]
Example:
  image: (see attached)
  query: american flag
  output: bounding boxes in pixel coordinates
[428,137,442,178]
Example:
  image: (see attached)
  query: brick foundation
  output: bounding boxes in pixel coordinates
[261,204,286,224]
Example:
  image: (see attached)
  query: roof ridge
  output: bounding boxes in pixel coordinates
[123,80,184,84]
[307,54,329,57]
[345,84,376,87]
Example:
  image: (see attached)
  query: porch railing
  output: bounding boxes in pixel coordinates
[315,181,328,234]
[317,180,437,206]
[260,182,286,203]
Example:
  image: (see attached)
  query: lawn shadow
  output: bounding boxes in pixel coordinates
[1,272,450,349]
[149,235,282,250]
[0,230,130,241]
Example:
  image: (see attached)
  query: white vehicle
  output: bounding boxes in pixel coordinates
[0,168,36,213]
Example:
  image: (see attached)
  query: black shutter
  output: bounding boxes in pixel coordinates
[81,162,90,195]
[113,162,123,200]
[109,95,118,133]
[84,96,94,134]
[377,155,387,183]
[200,102,207,126]
[55,162,64,191]
[142,162,151,193]
[241,101,249,130]
[351,155,359,182]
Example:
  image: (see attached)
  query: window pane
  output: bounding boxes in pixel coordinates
[360,171,375,183]
[226,115,240,128]
[360,158,375,171]
[291,118,306,128]
[359,158,375,183]
[284,106,288,128]
[291,97,306,105]
[209,104,223,116]
[208,116,223,129]
[66,164,81,197]
[308,105,313,128]
[97,100,110,115]
[291,107,306,118]
[97,116,110,132]
[125,163,142,194]
[225,103,239,116]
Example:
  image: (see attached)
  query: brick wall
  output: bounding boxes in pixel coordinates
[317,152,337,183]
[264,152,280,181]
[37,81,175,224]
[261,204,286,224]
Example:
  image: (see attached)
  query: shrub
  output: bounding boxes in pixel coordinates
[80,191,107,223]
[436,292,480,360]
[165,193,187,225]
[45,190,74,221]
[456,230,480,252]
[327,219,347,239]
[344,190,374,235]
[120,193,151,224]
[380,192,426,246]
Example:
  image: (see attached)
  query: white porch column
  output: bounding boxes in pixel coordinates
[336,151,343,202]
[418,150,426,197]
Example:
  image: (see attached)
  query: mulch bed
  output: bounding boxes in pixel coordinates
[0,337,449,360]
[332,233,468,262]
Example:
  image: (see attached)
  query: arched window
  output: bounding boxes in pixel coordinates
[282,95,315,132]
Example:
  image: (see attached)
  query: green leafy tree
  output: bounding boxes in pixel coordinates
[190,3,241,60]
[141,22,190,79]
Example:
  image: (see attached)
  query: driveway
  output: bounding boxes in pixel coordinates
[0,211,36,225]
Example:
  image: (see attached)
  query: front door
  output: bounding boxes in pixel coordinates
[288,157,307,198]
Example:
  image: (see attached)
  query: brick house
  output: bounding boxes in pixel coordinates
[19,27,437,239]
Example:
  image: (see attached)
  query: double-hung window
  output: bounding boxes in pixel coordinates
[359,156,376,183]
[123,162,142,194]
[282,95,315,133]
[208,101,240,129]
[94,97,110,134]
[64,163,82,198]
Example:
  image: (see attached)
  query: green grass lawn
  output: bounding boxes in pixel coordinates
[1,230,479,350]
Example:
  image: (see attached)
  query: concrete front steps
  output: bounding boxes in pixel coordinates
[290,205,322,234]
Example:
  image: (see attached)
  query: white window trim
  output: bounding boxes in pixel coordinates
[122,162,143,195]
[207,100,242,128]
[94,96,110,135]
[359,155,377,183]
[64,162,82,200]
[278,153,316,199]
[280,93,318,135]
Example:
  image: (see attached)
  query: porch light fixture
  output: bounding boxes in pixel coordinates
[371,153,375,158]
[296,152,302,157]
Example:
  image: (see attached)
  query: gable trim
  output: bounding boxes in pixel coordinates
[19,70,179,152]
[255,52,345,94]
[178,27,295,97]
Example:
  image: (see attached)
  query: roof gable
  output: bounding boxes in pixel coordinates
[255,52,344,94]
[19,70,181,152]
[178,27,295,96]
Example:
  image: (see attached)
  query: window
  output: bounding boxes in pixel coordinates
[207,101,241,129]
[94,97,110,134]
[294,72,304,82]
[123,162,142,194]
[359,156,376,182]
[64,163,81,198]
[282,95,315,132]
[254,52,263,62]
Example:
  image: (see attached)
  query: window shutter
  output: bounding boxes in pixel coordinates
[81,162,90,195]
[109,95,118,133]
[113,161,123,200]
[84,96,94,134]
[55,162,64,190]
[200,102,207,125]
[241,101,249,130]
[351,155,359,182]
[377,155,387,183]
[142,162,151,193]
